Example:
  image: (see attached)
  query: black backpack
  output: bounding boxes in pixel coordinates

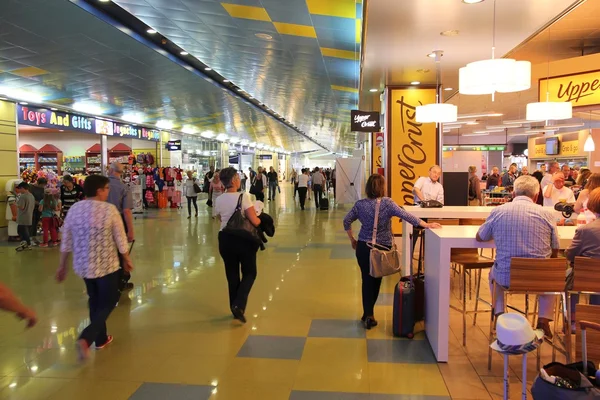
[250,176,263,195]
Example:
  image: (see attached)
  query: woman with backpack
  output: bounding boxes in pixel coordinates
[184,171,199,218]
[250,167,266,202]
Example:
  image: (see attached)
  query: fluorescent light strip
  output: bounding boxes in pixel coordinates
[462,133,490,137]
[543,123,585,129]
[458,113,503,119]
[474,129,505,134]
[486,125,517,129]
[503,119,543,124]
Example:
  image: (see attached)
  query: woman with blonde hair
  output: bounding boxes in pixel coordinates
[574,173,600,223]
[343,174,441,329]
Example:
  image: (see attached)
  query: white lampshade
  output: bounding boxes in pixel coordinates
[584,132,595,152]
[415,103,458,123]
[526,102,572,121]
[459,59,531,95]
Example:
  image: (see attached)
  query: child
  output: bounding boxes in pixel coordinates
[39,191,59,247]
[15,182,35,252]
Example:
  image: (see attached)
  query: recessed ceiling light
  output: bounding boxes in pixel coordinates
[50,108,57,111]
[180,51,188,55]
[156,120,174,130]
[205,67,212,71]
[440,29,460,36]
[427,52,436,58]
[98,0,111,2]
[147,29,157,34]
[237,88,244,92]
[462,0,484,3]
[255,33,273,41]
[223,79,230,83]
[410,81,420,85]
[369,88,378,92]
[20,102,28,105]
[444,87,453,91]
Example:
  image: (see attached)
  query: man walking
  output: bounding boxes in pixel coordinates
[311,167,325,209]
[15,182,35,252]
[106,163,135,291]
[56,175,133,360]
[29,177,47,245]
[267,167,278,201]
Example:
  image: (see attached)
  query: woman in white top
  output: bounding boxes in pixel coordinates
[297,168,310,210]
[209,169,225,218]
[214,167,261,324]
[184,171,198,219]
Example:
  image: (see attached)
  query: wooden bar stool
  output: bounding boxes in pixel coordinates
[449,248,494,346]
[565,257,600,363]
[576,304,600,370]
[488,258,566,370]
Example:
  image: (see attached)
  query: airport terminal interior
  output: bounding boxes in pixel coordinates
[2,0,600,399]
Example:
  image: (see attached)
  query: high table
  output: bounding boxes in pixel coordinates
[424,225,576,362]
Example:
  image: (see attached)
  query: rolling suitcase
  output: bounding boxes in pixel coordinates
[393,258,419,338]
[319,196,329,210]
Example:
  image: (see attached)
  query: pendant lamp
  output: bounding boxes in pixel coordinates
[458,0,531,98]
[415,50,458,124]
[584,131,595,152]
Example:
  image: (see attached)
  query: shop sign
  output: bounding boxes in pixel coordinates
[560,139,579,156]
[539,70,600,108]
[388,87,438,234]
[351,110,380,132]
[258,154,272,160]
[18,105,95,133]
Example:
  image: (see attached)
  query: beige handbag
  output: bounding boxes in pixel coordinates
[368,198,401,278]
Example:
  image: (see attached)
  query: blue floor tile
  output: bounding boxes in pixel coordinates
[237,335,306,360]
[367,339,437,364]
[129,383,213,400]
[289,392,450,400]
[308,319,366,338]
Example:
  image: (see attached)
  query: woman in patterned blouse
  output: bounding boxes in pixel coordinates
[343,174,440,330]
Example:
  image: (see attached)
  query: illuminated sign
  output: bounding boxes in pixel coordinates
[17,105,160,141]
[351,110,380,132]
[539,70,600,108]
[443,146,506,152]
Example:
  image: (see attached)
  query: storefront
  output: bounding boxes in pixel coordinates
[441,145,506,175]
[17,105,162,179]
[527,130,590,170]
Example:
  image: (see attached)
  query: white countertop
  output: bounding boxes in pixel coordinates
[404,205,557,219]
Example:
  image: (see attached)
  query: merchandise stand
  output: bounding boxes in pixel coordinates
[37,144,63,175]
[19,144,38,173]
[85,144,102,175]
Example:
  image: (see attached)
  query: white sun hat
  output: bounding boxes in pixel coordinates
[490,313,544,355]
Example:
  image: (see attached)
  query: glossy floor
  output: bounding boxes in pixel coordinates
[0,185,566,399]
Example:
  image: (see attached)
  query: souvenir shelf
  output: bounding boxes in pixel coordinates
[86,144,102,175]
[37,144,63,175]
[109,143,131,165]
[19,144,38,172]
[63,155,85,175]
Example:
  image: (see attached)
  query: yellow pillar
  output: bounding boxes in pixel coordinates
[0,100,18,233]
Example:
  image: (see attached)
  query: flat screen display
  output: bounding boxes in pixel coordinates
[546,137,559,155]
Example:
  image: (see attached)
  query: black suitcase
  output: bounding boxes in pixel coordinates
[319,197,329,210]
[393,279,416,338]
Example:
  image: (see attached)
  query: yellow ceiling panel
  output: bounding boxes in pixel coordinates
[221,3,271,22]
[10,67,49,77]
[321,47,358,60]
[273,22,317,38]
[306,0,356,19]
[355,19,361,43]
[331,85,358,93]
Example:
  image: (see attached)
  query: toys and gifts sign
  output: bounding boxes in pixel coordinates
[351,110,380,132]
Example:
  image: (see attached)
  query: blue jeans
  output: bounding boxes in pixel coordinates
[80,270,120,346]
[268,182,277,200]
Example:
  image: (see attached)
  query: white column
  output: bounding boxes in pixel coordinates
[101,135,108,176]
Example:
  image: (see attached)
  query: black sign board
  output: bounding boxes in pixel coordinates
[351,110,380,132]
[166,140,181,151]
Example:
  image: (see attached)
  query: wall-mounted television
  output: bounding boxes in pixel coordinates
[546,137,559,155]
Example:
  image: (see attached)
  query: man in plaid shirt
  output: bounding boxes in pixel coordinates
[477,175,560,338]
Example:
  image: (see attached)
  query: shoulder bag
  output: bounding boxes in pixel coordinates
[223,194,261,246]
[368,198,401,278]
[193,179,202,194]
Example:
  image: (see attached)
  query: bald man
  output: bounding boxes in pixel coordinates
[413,165,444,205]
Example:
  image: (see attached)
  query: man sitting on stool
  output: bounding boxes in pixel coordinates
[476,175,559,338]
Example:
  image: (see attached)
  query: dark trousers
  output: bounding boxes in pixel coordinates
[298,187,308,209]
[18,225,31,245]
[241,180,247,191]
[79,270,120,346]
[356,241,383,318]
[331,179,336,199]
[31,209,41,238]
[313,184,323,208]
[117,216,131,289]
[294,182,298,198]
[218,231,258,311]
[187,196,198,216]
[268,182,277,200]
[255,191,265,202]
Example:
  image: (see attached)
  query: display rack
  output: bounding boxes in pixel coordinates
[482,190,512,206]
[85,144,102,175]
[19,144,38,173]
[109,143,131,166]
[37,144,63,175]
[63,155,85,175]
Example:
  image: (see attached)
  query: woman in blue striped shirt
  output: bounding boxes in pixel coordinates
[343,174,440,329]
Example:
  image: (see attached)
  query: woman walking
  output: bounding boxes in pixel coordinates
[210,169,225,218]
[343,174,440,329]
[251,168,266,202]
[297,169,309,210]
[184,171,199,218]
[215,167,261,323]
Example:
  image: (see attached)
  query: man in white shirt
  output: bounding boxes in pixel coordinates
[541,161,560,190]
[543,172,576,211]
[413,165,444,205]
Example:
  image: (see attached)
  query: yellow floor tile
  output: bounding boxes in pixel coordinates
[249,316,312,337]
[368,363,449,396]
[209,382,291,400]
[294,359,370,393]
[219,358,299,388]
[0,376,71,400]
[46,379,142,400]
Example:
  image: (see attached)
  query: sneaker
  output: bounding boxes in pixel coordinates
[95,335,113,349]
[39,243,48,248]
[76,339,90,361]
[15,241,28,252]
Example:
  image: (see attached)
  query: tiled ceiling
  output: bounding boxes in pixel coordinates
[108,0,363,153]
[0,0,363,153]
